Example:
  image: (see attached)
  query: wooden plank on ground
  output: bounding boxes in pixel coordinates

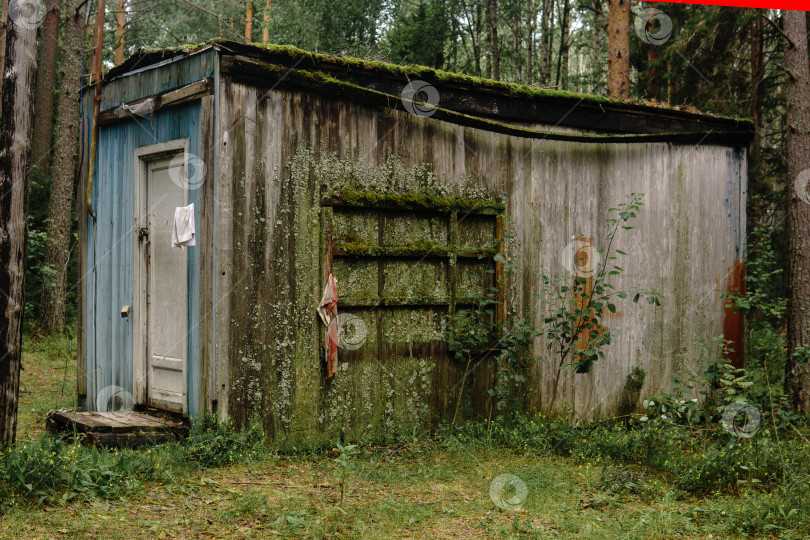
[46,409,189,446]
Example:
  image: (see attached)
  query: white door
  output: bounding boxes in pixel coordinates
[137,154,189,414]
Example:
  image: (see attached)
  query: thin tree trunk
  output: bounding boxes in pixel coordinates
[588,0,606,93]
[512,20,521,82]
[750,12,764,164]
[245,1,254,42]
[0,0,8,91]
[666,60,674,101]
[0,0,38,446]
[472,2,482,77]
[646,45,661,101]
[88,0,105,82]
[84,0,105,220]
[31,0,61,176]
[486,0,499,80]
[748,12,765,226]
[114,0,126,65]
[261,0,270,43]
[40,0,87,335]
[526,0,533,84]
[555,0,570,88]
[607,0,630,99]
[784,10,810,412]
[539,0,553,85]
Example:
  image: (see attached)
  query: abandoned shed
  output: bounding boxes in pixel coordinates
[77,40,751,448]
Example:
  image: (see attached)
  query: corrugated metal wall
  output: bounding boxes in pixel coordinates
[82,52,215,417]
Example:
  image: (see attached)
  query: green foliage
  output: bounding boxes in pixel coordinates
[618,366,647,416]
[538,194,660,377]
[727,224,786,325]
[444,410,810,535]
[439,217,806,536]
[386,1,451,68]
[0,414,266,515]
[24,170,79,333]
[183,413,265,468]
[444,236,535,423]
[0,435,146,513]
[445,194,658,422]
[333,441,360,505]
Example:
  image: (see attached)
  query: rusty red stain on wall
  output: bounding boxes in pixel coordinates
[573,239,607,352]
[723,259,745,369]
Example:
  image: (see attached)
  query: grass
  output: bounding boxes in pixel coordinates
[0,445,745,539]
[0,333,804,538]
[17,333,77,438]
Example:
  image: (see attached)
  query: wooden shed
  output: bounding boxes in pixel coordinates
[78,40,751,447]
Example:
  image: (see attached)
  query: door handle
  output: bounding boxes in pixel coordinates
[138,227,149,241]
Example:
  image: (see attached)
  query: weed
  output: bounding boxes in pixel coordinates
[219,489,270,521]
[446,194,660,424]
[334,441,359,505]
[183,413,265,468]
[0,435,143,512]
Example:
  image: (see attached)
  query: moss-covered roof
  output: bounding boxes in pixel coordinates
[105,39,754,142]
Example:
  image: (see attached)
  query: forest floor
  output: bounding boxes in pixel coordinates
[0,336,785,539]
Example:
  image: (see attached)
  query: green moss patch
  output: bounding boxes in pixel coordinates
[323,188,504,215]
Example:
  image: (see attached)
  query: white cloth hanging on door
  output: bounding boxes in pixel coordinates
[171,203,196,249]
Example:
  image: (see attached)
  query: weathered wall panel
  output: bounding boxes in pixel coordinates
[214,76,745,446]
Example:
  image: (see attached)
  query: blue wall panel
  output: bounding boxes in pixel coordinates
[86,102,203,418]
[101,50,216,109]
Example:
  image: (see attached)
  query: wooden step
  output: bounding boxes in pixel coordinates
[46,408,189,448]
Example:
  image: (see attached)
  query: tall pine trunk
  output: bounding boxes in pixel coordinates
[784,11,810,412]
[645,45,662,101]
[261,0,270,43]
[245,1,254,42]
[607,0,630,99]
[40,0,87,335]
[750,12,764,165]
[512,20,521,82]
[555,0,570,88]
[30,0,60,176]
[486,0,499,80]
[539,0,553,86]
[525,0,533,84]
[472,2,483,77]
[748,11,765,225]
[0,0,38,446]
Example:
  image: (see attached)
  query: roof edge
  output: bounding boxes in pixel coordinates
[105,39,755,139]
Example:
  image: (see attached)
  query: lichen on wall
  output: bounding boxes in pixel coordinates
[224,137,500,448]
[217,73,745,442]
